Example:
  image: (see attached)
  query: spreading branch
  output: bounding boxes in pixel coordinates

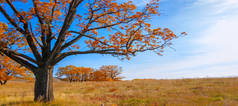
[0,48,37,72]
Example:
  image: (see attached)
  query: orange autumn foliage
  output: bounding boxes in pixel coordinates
[0,56,34,85]
[0,0,185,101]
[56,65,94,82]
[95,65,123,81]
[56,65,122,82]
[0,0,184,61]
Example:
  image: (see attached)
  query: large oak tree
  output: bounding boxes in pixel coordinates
[0,0,184,102]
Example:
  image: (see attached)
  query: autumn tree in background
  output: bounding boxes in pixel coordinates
[0,56,34,85]
[56,65,78,82]
[92,69,108,81]
[56,65,122,81]
[0,0,185,102]
[92,65,123,81]
[78,67,93,81]
[99,65,123,81]
[56,65,93,82]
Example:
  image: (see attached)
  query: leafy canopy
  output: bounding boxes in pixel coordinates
[0,0,184,71]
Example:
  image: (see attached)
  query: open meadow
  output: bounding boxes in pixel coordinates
[0,77,238,106]
[1,0,238,104]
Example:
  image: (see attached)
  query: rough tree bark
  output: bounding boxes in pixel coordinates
[34,66,54,102]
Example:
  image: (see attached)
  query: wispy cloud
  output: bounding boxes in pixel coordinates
[193,0,238,14]
[161,15,238,70]
[125,0,238,79]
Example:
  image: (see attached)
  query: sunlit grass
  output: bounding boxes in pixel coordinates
[0,78,238,105]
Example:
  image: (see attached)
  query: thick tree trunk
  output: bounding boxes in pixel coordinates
[3,80,7,85]
[34,66,54,102]
[0,80,7,85]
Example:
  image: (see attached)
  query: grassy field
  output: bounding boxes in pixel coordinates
[0,77,238,106]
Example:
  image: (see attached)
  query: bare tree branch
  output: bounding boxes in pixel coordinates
[53,49,125,65]
[0,5,42,62]
[32,0,47,47]
[6,49,38,64]
[0,6,25,34]
[50,0,80,62]
[0,48,37,72]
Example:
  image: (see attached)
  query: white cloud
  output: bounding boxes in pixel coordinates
[132,0,154,6]
[122,0,238,79]
[194,0,238,6]
[194,0,238,14]
[130,6,238,79]
[163,15,238,72]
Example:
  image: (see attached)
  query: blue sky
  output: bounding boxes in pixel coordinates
[2,0,237,80]
[55,0,238,79]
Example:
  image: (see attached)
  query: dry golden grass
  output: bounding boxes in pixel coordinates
[0,77,238,106]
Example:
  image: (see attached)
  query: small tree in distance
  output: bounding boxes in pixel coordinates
[0,0,185,102]
[56,65,93,82]
[98,65,123,81]
[0,56,34,85]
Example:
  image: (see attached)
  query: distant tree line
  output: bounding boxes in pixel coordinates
[0,56,123,84]
[56,65,123,82]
